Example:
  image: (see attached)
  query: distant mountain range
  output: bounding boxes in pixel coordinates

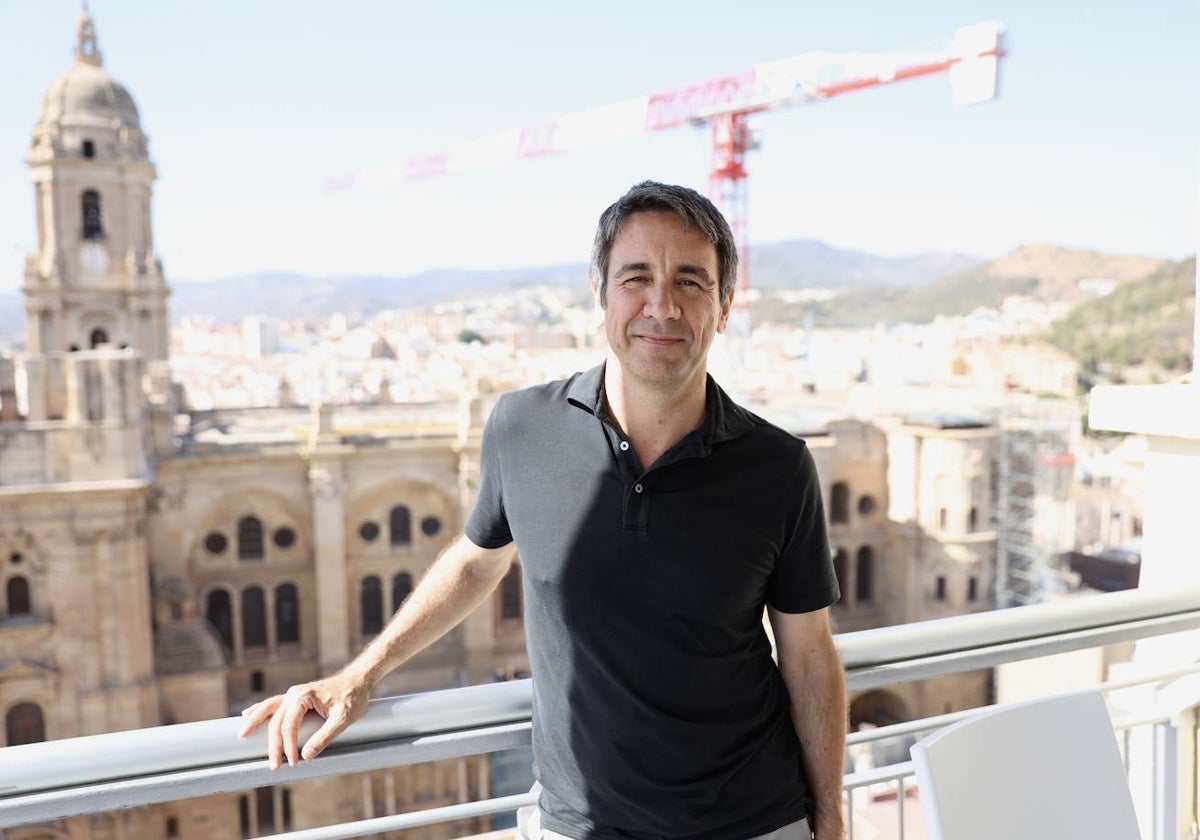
[0,238,982,339]
[3,244,1193,392]
[163,239,981,324]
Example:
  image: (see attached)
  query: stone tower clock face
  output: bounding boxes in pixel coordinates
[79,242,109,278]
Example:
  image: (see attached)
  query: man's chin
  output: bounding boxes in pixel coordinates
[622,357,703,390]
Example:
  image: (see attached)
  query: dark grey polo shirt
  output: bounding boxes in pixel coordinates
[465,363,838,840]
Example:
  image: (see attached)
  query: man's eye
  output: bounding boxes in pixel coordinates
[678,278,699,287]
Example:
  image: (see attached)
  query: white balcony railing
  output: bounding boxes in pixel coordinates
[3,585,1200,839]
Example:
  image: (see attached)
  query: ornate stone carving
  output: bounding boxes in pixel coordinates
[308,466,343,501]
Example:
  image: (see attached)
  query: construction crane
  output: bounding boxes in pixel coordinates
[333,22,1005,332]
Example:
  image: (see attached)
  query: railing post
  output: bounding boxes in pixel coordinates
[1157,720,1178,840]
[1169,704,1200,840]
[1145,699,1200,840]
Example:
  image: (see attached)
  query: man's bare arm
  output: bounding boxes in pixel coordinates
[238,534,516,769]
[768,606,848,840]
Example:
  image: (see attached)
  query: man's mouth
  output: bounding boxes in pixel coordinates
[635,334,685,345]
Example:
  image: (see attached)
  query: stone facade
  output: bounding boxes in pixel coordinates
[0,12,994,839]
[809,417,996,743]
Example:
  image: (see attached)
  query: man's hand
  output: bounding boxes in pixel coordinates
[236,536,515,769]
[238,671,371,770]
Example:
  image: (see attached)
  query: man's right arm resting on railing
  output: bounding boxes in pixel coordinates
[238,534,516,770]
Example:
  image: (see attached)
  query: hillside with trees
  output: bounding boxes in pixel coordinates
[753,244,1168,328]
[1045,257,1195,386]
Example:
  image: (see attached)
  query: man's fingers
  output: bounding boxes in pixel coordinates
[238,682,358,770]
[278,689,318,768]
[237,696,281,738]
[301,706,349,762]
[266,688,309,770]
[266,702,286,771]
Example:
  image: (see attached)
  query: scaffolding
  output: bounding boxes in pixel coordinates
[994,399,1082,607]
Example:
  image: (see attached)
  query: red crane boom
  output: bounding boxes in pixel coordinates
[335,22,1005,328]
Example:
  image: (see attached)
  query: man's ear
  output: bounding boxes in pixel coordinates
[717,287,734,332]
[592,275,605,309]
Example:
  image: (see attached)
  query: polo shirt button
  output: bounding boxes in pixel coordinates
[634,483,643,494]
[619,441,629,451]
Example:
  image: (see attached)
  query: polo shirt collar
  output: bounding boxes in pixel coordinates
[566,362,757,451]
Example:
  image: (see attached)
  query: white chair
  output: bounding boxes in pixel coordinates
[910,689,1141,840]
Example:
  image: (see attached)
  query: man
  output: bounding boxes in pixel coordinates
[240,181,847,840]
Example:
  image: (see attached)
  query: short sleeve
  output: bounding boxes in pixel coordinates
[767,444,839,613]
[464,396,514,549]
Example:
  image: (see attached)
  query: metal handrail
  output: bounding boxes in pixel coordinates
[841,586,1200,690]
[0,680,531,797]
[1,585,1198,829]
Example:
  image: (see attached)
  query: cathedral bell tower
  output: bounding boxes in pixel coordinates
[23,8,170,363]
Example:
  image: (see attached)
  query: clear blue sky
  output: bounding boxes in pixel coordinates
[0,1,1197,293]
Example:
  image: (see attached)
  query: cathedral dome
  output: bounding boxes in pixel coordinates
[40,62,141,129]
[36,10,141,131]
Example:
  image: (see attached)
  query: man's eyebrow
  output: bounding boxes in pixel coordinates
[613,262,652,276]
[676,264,714,284]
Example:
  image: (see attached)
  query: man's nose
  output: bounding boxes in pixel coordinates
[642,283,680,320]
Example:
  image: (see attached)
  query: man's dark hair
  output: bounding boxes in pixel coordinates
[590,181,738,306]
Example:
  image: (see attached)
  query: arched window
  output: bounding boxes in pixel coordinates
[205,589,233,652]
[855,546,874,604]
[6,576,31,616]
[275,583,299,644]
[832,549,848,604]
[81,189,103,239]
[389,506,411,547]
[361,576,383,636]
[238,516,264,560]
[500,562,522,620]
[89,327,109,348]
[6,702,45,746]
[242,587,267,649]
[830,482,850,524]
[392,573,413,613]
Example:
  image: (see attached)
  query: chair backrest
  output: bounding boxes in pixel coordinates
[910,689,1141,840]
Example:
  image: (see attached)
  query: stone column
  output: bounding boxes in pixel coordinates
[308,454,352,672]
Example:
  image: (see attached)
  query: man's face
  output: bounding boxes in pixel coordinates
[595,210,731,393]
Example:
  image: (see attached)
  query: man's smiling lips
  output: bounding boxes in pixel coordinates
[633,333,686,346]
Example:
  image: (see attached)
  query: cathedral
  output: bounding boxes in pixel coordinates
[0,12,997,840]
